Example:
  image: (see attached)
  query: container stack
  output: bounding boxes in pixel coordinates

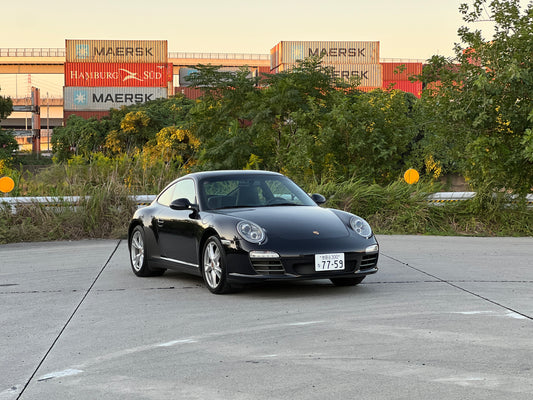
[381,62,423,98]
[270,41,382,89]
[64,40,171,121]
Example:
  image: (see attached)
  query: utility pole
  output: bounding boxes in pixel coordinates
[31,87,41,155]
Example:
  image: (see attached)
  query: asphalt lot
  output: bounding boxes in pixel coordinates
[1,235,532,399]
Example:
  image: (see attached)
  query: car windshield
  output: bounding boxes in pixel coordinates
[200,175,317,210]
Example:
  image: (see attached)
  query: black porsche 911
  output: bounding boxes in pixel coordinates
[128,170,378,294]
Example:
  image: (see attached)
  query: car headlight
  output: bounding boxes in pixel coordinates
[237,220,265,244]
[350,216,372,238]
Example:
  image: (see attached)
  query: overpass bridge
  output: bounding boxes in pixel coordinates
[0,48,271,133]
[0,48,271,74]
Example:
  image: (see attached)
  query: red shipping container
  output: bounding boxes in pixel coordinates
[65,62,169,87]
[175,86,204,100]
[167,63,174,82]
[64,110,110,123]
[382,80,423,98]
[381,62,423,81]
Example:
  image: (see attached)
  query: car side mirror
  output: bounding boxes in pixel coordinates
[170,198,199,211]
[311,193,326,205]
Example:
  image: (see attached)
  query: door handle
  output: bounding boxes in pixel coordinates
[157,218,164,228]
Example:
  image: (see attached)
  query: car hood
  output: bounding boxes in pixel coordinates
[216,206,350,240]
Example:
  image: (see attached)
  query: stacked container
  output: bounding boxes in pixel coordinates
[381,62,423,98]
[64,40,171,120]
[270,41,382,89]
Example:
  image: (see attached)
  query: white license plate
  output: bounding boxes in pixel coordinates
[315,253,345,271]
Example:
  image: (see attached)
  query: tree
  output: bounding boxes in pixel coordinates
[187,57,419,184]
[52,96,194,161]
[52,115,115,162]
[0,87,17,167]
[418,0,533,194]
[0,87,12,121]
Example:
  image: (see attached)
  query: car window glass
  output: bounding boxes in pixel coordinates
[264,179,307,205]
[173,179,196,204]
[157,179,196,207]
[157,183,176,206]
[202,175,316,209]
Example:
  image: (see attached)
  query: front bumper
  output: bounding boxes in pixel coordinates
[225,250,379,283]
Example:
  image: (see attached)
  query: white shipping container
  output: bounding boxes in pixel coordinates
[66,39,168,63]
[325,63,382,87]
[274,41,379,66]
[179,67,252,87]
[64,87,168,111]
[275,63,382,87]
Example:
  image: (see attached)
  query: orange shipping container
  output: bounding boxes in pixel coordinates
[381,62,423,80]
[382,80,422,98]
[66,39,168,63]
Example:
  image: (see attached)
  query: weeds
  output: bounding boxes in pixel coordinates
[1,163,531,244]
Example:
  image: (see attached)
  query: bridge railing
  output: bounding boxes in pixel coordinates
[0,48,270,60]
[168,52,270,60]
[0,48,65,57]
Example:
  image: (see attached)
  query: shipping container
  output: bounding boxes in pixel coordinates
[356,87,381,93]
[382,80,423,98]
[175,86,205,100]
[275,63,382,87]
[64,111,110,122]
[253,66,272,82]
[271,41,380,66]
[178,67,253,87]
[66,39,167,63]
[64,87,168,111]
[381,62,423,80]
[65,63,170,87]
[270,43,281,70]
[167,63,174,82]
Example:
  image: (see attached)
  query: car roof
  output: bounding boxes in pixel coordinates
[178,170,284,181]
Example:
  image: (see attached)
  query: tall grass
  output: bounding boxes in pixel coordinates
[0,154,182,243]
[312,179,533,236]
[1,163,531,244]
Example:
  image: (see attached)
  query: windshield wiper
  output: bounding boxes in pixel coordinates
[267,202,300,207]
[213,204,267,210]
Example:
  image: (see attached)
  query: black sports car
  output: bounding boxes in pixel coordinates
[128,170,378,294]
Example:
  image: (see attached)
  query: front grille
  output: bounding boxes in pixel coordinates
[361,254,378,270]
[251,259,285,275]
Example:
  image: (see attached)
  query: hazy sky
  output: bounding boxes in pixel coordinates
[3,0,471,59]
[1,0,523,98]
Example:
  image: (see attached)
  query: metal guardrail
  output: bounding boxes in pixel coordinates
[1,193,532,214]
[427,192,533,205]
[0,48,270,60]
[0,48,65,57]
[0,195,156,214]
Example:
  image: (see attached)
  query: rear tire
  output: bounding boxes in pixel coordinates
[129,226,166,277]
[330,276,365,287]
[201,236,233,294]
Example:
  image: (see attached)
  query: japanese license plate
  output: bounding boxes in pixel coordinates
[315,253,345,271]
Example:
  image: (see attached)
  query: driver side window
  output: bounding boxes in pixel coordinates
[157,179,196,207]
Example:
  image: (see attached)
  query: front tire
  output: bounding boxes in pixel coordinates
[129,226,165,277]
[330,276,365,287]
[201,236,233,294]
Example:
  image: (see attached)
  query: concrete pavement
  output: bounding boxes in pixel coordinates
[1,236,532,399]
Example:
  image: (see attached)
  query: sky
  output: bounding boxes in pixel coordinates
[3,0,470,59]
[0,0,521,97]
